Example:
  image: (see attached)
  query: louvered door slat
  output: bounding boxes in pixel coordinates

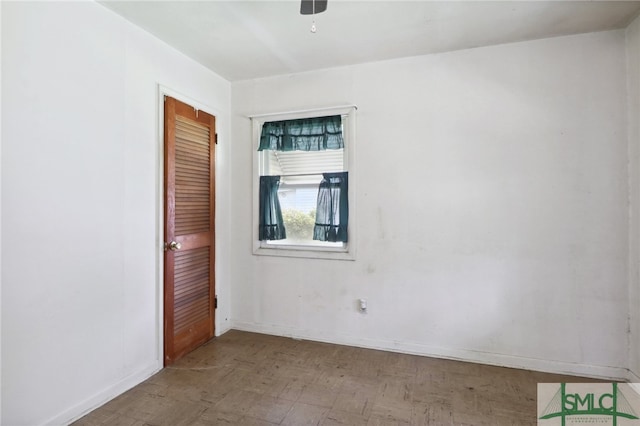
[175,252,209,266]
[176,173,210,183]
[174,114,211,236]
[176,121,210,141]
[174,262,209,278]
[175,161,209,175]
[175,133,210,145]
[174,268,209,283]
[176,151,210,164]
[174,280,209,299]
[176,150,210,163]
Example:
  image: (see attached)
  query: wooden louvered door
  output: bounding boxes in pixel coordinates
[164,96,215,366]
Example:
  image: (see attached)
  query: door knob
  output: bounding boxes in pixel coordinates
[167,241,181,251]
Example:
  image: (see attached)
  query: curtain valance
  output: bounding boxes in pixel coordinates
[258,115,343,152]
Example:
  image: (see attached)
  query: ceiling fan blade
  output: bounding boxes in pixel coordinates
[300,0,328,15]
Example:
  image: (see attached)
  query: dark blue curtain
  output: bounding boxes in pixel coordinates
[259,115,343,152]
[259,176,286,241]
[313,172,348,242]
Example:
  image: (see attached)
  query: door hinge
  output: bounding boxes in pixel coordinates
[214,296,218,309]
[215,133,218,145]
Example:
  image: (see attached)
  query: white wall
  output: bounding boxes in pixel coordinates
[0,2,3,422]
[231,30,630,380]
[627,14,640,382]
[1,2,231,425]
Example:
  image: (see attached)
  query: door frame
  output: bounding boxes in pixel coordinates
[156,85,220,367]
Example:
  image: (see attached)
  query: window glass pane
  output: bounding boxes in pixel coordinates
[265,183,342,248]
[280,183,317,242]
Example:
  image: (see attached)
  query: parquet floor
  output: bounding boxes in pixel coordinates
[73,330,601,425]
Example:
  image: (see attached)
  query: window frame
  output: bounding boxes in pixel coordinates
[251,105,356,261]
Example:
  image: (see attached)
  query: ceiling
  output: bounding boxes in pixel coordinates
[99,1,640,82]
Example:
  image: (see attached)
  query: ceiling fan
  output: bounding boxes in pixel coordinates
[300,0,328,33]
[300,0,328,15]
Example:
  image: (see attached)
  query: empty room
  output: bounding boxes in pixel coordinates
[3,0,640,425]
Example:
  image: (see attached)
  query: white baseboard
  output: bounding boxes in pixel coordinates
[216,322,233,337]
[45,361,162,426]
[231,321,629,381]
[48,327,232,425]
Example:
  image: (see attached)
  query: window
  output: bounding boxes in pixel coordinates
[252,106,356,260]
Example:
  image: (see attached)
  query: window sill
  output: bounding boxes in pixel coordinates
[252,243,355,261]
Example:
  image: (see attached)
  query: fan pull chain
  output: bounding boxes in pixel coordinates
[311,0,317,33]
